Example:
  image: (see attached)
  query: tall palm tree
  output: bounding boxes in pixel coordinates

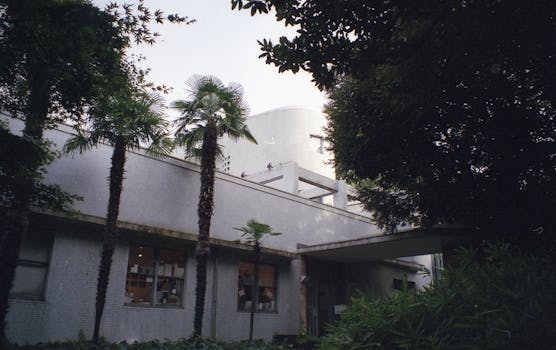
[173,75,257,337]
[64,89,172,342]
[234,219,281,341]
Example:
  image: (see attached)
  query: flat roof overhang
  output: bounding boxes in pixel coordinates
[298,227,475,263]
[32,210,297,260]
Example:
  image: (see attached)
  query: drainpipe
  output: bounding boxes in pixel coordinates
[210,248,219,339]
[299,255,308,335]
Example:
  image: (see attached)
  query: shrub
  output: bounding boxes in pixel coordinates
[319,242,556,350]
[8,337,293,350]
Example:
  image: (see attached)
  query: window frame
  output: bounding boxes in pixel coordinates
[124,244,186,308]
[237,261,278,313]
[9,230,53,301]
[393,278,416,291]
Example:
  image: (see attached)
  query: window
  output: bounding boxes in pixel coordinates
[432,253,444,281]
[125,245,186,307]
[10,230,52,300]
[393,278,416,291]
[238,262,277,312]
[309,134,325,154]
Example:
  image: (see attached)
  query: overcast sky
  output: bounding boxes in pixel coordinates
[94,0,327,116]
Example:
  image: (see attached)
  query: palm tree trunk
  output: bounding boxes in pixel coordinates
[193,120,218,337]
[0,67,49,341]
[249,242,261,342]
[92,137,126,342]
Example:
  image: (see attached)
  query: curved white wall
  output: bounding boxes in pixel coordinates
[219,106,335,179]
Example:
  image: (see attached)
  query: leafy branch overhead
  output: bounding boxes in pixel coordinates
[233,0,556,242]
[105,0,195,45]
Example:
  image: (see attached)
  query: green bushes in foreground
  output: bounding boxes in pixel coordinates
[8,337,293,350]
[319,242,556,350]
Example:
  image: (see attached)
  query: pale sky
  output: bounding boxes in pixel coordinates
[94,0,327,116]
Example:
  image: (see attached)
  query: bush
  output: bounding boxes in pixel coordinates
[8,337,293,350]
[319,242,556,350]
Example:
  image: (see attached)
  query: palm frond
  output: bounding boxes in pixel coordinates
[63,132,98,154]
[146,135,174,159]
[234,219,281,246]
[172,75,256,159]
[67,88,172,157]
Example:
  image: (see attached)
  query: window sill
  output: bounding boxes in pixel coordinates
[8,298,46,304]
[124,303,184,310]
[237,309,278,314]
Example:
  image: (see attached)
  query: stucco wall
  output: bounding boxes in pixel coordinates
[6,118,380,252]
[4,117,431,344]
[7,229,105,343]
[217,106,334,179]
[347,262,430,297]
[6,229,300,344]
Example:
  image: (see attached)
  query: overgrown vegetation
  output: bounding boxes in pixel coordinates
[0,0,191,342]
[7,337,294,350]
[232,0,556,244]
[318,242,556,350]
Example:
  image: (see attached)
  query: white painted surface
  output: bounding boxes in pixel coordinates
[33,121,380,252]
[217,106,334,180]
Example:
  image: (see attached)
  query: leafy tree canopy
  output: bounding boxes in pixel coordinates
[0,0,192,126]
[0,0,124,126]
[234,0,556,241]
[0,122,81,212]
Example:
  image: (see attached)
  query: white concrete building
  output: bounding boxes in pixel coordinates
[4,115,462,345]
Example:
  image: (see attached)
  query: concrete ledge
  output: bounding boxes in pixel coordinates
[32,210,298,259]
[297,227,474,262]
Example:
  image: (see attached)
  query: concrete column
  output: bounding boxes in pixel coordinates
[333,180,348,209]
[298,256,308,335]
[283,162,299,194]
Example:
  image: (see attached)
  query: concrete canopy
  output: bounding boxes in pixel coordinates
[297,227,473,263]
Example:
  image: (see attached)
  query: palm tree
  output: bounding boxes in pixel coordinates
[173,75,257,337]
[64,89,172,342]
[234,219,281,341]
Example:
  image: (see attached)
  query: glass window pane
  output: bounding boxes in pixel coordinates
[258,264,276,311]
[18,231,50,263]
[238,262,277,312]
[155,278,183,306]
[155,249,185,306]
[238,262,254,311]
[125,246,155,305]
[10,265,47,300]
[158,249,186,278]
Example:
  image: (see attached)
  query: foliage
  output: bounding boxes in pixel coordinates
[7,337,294,350]
[64,88,172,342]
[0,0,190,341]
[0,0,124,126]
[0,123,81,212]
[64,90,173,158]
[232,0,556,241]
[318,242,556,350]
[234,219,281,246]
[173,75,256,160]
[173,76,256,337]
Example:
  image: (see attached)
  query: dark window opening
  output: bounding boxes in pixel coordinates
[238,262,277,312]
[393,278,416,291]
[10,230,52,301]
